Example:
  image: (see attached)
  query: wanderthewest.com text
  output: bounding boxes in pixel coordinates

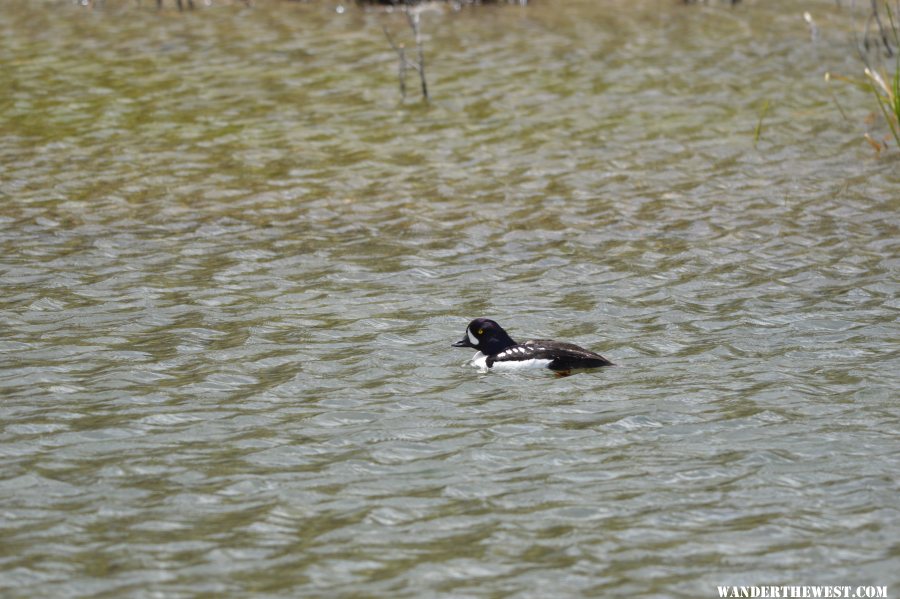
[717,586,887,599]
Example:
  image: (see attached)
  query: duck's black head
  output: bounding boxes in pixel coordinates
[452,318,517,356]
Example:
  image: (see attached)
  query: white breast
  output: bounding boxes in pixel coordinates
[469,352,489,370]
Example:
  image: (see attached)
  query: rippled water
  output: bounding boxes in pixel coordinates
[1,0,899,596]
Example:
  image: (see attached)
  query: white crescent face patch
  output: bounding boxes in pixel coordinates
[467,328,479,346]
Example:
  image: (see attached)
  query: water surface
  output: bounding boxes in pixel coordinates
[1,0,899,596]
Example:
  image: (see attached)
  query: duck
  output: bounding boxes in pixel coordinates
[452,317,613,375]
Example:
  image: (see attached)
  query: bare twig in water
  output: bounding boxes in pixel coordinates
[864,132,885,152]
[383,2,435,102]
[803,11,819,42]
[382,25,408,99]
[864,0,896,56]
[824,72,851,122]
[156,0,195,11]
[753,99,770,148]
[407,9,428,100]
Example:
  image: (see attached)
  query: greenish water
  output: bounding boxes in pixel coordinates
[1,0,898,596]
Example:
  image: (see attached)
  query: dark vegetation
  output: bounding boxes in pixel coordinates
[859,0,900,150]
[827,0,900,152]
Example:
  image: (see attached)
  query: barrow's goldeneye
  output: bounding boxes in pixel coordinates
[452,317,613,375]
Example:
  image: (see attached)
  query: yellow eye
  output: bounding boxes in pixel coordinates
[478,329,484,335]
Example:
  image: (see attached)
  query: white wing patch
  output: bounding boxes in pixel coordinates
[467,346,552,372]
[490,358,553,371]
[489,344,551,371]
[495,346,531,361]
[466,341,561,372]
